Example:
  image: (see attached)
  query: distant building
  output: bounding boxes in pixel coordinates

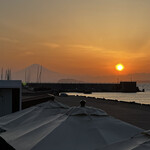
[0,80,22,117]
[120,82,138,92]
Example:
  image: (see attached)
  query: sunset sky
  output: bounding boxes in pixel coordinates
[1,0,150,76]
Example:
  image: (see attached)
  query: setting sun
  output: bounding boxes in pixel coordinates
[116,64,124,71]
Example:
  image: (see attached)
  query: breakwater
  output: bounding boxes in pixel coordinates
[26,82,141,93]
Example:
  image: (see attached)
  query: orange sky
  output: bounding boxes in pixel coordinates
[0,0,150,76]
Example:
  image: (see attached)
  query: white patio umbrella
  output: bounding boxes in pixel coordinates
[0,100,69,133]
[98,130,150,150]
[0,100,144,150]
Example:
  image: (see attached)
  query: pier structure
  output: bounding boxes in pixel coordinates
[26,82,140,93]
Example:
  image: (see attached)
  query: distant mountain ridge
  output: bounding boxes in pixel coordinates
[12,64,69,83]
[58,79,84,83]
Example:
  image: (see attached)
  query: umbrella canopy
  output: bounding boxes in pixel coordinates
[0,100,69,133]
[0,101,144,150]
[99,130,150,150]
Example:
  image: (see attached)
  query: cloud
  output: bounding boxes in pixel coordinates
[40,42,60,48]
[0,37,19,43]
[25,51,34,56]
[18,50,35,57]
[68,44,103,51]
[68,43,148,62]
[68,44,119,55]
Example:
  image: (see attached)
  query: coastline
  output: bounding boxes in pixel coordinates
[55,95,150,130]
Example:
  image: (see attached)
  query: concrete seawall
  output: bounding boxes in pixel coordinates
[26,82,140,93]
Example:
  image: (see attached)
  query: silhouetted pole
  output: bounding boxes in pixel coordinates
[1,68,3,80]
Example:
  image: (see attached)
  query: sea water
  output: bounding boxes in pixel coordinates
[67,83,150,105]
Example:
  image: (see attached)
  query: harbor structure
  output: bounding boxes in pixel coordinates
[26,81,140,93]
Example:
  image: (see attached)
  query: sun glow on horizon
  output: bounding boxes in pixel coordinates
[116,64,124,72]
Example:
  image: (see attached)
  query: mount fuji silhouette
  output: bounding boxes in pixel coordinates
[12,64,68,83]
